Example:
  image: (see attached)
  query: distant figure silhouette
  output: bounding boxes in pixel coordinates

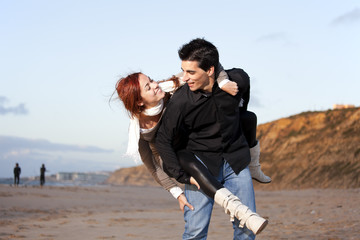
[13,163,21,186]
[40,164,46,186]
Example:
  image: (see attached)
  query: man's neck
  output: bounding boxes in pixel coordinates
[202,77,215,93]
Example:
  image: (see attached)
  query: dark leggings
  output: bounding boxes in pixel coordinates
[177,110,258,199]
[240,110,257,148]
[177,149,222,199]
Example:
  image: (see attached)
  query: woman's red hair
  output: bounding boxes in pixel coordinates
[115,72,144,119]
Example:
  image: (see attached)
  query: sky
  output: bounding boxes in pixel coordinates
[1,0,359,178]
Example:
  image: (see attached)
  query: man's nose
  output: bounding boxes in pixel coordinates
[182,73,190,82]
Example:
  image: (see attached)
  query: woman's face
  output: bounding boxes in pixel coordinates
[138,73,165,108]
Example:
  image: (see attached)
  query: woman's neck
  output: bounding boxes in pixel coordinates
[139,113,162,129]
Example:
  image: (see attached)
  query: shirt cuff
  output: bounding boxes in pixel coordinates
[169,186,183,199]
[218,79,230,89]
[159,81,175,93]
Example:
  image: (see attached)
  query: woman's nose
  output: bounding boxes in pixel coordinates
[151,81,159,89]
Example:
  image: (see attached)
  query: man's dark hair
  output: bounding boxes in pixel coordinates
[178,38,219,73]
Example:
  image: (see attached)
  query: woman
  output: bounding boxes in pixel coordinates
[114,70,267,235]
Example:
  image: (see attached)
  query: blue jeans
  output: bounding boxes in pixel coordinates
[183,159,256,240]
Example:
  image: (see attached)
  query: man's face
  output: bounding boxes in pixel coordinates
[181,60,214,92]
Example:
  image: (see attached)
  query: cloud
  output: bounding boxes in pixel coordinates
[0,135,113,156]
[255,32,287,43]
[331,8,360,26]
[0,96,29,115]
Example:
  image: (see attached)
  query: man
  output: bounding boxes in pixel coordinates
[156,38,262,239]
[40,164,46,186]
[13,163,21,186]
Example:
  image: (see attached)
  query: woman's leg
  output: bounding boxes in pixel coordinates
[239,110,272,183]
[177,149,222,198]
[239,110,257,148]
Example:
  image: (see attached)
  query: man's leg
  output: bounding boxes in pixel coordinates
[222,162,256,240]
[183,183,214,240]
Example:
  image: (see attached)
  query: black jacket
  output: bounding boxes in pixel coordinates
[156,68,251,183]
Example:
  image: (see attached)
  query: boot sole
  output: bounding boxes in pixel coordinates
[254,219,268,235]
[252,177,272,184]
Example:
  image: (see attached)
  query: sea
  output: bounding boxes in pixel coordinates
[0,177,109,187]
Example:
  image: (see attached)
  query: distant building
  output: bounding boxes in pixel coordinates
[56,172,73,181]
[56,171,110,184]
[333,104,355,110]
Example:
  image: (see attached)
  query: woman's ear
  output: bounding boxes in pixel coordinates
[137,100,144,107]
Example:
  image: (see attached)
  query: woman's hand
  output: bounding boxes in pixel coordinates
[190,176,200,189]
[177,193,194,212]
[221,81,238,96]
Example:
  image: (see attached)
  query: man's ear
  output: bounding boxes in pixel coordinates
[206,66,215,77]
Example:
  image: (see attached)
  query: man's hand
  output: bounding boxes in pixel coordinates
[177,193,194,212]
[221,81,238,96]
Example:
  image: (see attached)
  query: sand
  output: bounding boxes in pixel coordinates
[0,184,359,240]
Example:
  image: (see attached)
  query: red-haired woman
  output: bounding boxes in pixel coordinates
[113,67,268,235]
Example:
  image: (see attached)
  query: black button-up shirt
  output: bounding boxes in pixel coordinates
[156,68,251,183]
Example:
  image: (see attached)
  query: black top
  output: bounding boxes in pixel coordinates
[14,166,21,176]
[156,68,251,183]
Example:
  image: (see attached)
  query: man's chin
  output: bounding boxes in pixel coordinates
[189,85,197,91]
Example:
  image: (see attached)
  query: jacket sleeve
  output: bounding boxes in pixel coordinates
[155,102,191,184]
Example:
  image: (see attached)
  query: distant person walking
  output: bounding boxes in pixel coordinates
[13,163,21,186]
[40,164,46,186]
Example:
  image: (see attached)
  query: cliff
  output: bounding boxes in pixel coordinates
[254,107,360,189]
[107,107,360,190]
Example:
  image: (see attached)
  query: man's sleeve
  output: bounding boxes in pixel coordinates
[155,102,191,184]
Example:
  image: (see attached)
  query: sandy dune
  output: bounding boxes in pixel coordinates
[0,184,359,240]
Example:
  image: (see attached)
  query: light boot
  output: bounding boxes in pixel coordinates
[249,141,271,183]
[214,188,268,235]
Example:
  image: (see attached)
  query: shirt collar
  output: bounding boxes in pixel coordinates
[192,90,211,101]
[191,81,219,101]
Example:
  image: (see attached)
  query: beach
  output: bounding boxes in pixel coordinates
[0,184,359,240]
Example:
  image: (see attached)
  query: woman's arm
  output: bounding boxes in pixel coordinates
[163,63,239,96]
[216,63,238,96]
[138,138,178,191]
[138,138,194,211]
